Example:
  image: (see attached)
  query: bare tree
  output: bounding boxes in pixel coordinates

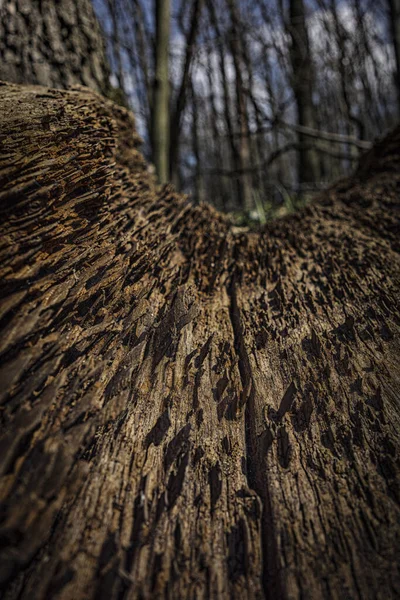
[288,0,320,187]
[92,0,398,212]
[169,0,204,185]
[226,0,253,209]
[153,0,171,183]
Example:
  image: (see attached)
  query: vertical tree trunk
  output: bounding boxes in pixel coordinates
[205,34,228,211]
[389,0,400,113]
[0,82,399,600]
[169,0,203,187]
[227,0,253,211]
[0,0,110,95]
[191,83,205,204]
[152,0,171,184]
[207,0,248,210]
[106,0,125,94]
[288,0,320,187]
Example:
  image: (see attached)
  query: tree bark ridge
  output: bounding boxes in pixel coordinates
[0,1,110,95]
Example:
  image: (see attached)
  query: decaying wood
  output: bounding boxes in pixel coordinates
[0,81,399,600]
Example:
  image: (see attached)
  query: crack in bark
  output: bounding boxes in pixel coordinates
[227,260,284,600]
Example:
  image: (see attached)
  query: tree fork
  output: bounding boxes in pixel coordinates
[0,82,399,599]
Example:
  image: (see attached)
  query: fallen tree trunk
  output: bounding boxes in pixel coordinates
[0,81,399,600]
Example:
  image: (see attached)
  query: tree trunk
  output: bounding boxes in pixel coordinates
[389,0,400,114]
[289,0,320,187]
[206,0,246,210]
[152,0,171,184]
[0,0,110,95]
[0,82,399,600]
[169,0,203,187]
[226,0,253,211]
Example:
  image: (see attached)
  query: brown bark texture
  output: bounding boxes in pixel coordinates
[0,0,110,95]
[0,81,399,600]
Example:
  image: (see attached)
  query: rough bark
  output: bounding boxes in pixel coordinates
[0,0,110,95]
[0,81,399,600]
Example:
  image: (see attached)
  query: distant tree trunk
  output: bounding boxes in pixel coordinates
[329,0,365,148]
[191,83,205,204]
[288,0,320,187]
[0,0,110,95]
[169,0,203,187]
[203,29,230,212]
[152,0,171,184]
[389,0,400,113]
[0,81,399,600]
[206,0,247,210]
[227,0,253,211]
[106,0,125,94]
[131,0,153,133]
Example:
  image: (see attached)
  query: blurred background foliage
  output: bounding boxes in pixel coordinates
[93,0,399,221]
